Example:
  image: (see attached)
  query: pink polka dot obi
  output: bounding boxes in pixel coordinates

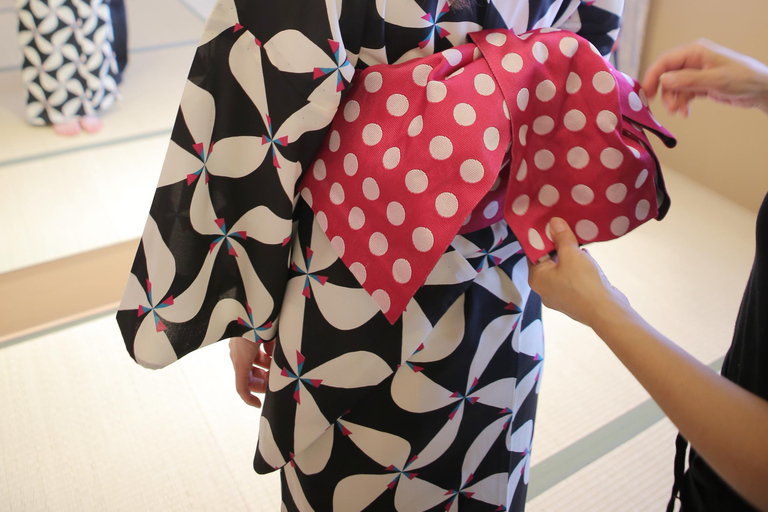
[299,28,677,323]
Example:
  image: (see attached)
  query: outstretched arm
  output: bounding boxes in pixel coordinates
[528,218,768,512]
[642,39,768,116]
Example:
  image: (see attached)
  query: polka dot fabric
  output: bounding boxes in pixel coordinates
[299,28,676,323]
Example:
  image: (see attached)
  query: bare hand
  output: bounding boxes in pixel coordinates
[642,39,768,116]
[527,218,630,328]
[229,336,274,408]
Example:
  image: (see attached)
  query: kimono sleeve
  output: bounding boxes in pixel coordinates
[116,0,357,369]
[559,0,624,57]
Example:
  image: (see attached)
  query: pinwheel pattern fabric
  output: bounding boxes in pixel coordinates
[117,0,625,510]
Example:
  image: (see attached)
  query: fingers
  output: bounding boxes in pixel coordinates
[642,41,709,97]
[236,371,263,408]
[548,217,579,253]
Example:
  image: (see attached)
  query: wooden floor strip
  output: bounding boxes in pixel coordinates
[0,240,139,346]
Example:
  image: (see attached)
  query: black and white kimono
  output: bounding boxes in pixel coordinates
[117,1,623,510]
[16,0,120,125]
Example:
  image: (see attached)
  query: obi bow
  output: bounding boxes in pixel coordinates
[299,28,677,323]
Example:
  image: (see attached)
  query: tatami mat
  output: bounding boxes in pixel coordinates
[0,316,281,512]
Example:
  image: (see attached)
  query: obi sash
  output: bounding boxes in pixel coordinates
[298,28,677,323]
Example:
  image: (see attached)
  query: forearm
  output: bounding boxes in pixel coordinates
[590,301,768,511]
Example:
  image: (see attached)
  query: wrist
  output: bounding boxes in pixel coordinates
[585,292,637,333]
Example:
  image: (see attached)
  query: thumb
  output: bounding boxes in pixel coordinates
[548,218,580,254]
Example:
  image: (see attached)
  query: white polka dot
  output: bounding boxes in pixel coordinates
[328,131,341,152]
[636,199,651,220]
[563,109,586,131]
[606,183,627,203]
[610,216,630,236]
[538,185,559,207]
[462,213,472,226]
[567,147,589,169]
[344,153,358,176]
[369,232,388,256]
[566,72,582,94]
[536,80,556,102]
[330,182,345,205]
[443,48,463,65]
[593,71,616,94]
[516,160,527,181]
[519,125,528,146]
[484,127,500,150]
[362,123,383,145]
[473,47,482,60]
[601,148,624,169]
[387,94,409,116]
[454,103,476,126]
[413,227,434,252]
[540,27,560,33]
[528,228,545,250]
[517,88,529,111]
[313,159,327,180]
[446,68,465,80]
[408,115,424,137]
[349,262,367,284]
[372,289,391,313]
[300,187,313,207]
[474,73,496,96]
[349,207,365,230]
[393,259,412,284]
[387,201,406,225]
[316,211,328,231]
[571,184,594,205]
[559,36,579,57]
[518,32,532,40]
[486,32,507,46]
[427,81,448,102]
[362,177,380,200]
[502,52,523,73]
[364,71,383,92]
[343,100,360,122]
[534,150,555,170]
[639,89,649,107]
[628,91,643,111]
[512,194,529,215]
[490,176,501,192]
[483,200,500,219]
[629,145,641,158]
[532,41,549,63]
[545,222,553,241]
[597,110,618,133]
[436,192,459,218]
[406,169,429,194]
[460,159,484,183]
[620,72,635,86]
[412,64,432,86]
[503,100,510,120]
[330,236,345,257]
[383,147,401,169]
[635,169,649,188]
[589,42,602,56]
[575,220,598,240]
[430,136,453,160]
[533,115,555,135]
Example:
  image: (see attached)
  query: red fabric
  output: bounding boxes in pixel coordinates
[299,28,676,323]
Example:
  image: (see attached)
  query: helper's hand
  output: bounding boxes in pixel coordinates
[642,39,768,116]
[229,336,274,408]
[527,218,630,328]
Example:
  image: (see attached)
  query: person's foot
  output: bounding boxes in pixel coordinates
[79,115,103,133]
[53,119,81,136]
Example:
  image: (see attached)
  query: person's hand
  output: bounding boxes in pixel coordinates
[642,39,768,116]
[527,218,631,328]
[229,336,274,408]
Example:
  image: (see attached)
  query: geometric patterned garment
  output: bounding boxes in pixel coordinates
[116,0,624,510]
[16,0,120,125]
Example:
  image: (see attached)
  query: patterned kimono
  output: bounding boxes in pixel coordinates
[17,0,120,125]
[117,1,623,510]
